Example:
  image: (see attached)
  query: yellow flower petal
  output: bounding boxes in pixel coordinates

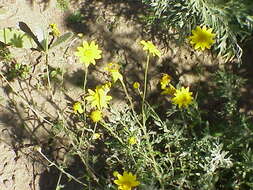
[75,40,102,67]
[160,74,172,89]
[161,84,176,95]
[114,171,140,190]
[133,82,140,89]
[49,23,60,37]
[85,84,112,110]
[90,110,103,122]
[105,63,123,83]
[73,102,84,114]
[140,40,161,57]
[171,87,193,108]
[92,133,101,140]
[128,137,137,145]
[189,26,216,51]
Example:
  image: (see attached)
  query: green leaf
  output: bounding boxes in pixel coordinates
[50,32,73,49]
[0,28,35,48]
[18,22,44,50]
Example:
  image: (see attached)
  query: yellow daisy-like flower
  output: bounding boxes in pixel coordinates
[133,82,140,89]
[49,23,60,37]
[85,84,112,110]
[161,84,176,95]
[160,74,172,90]
[105,63,123,83]
[189,26,215,51]
[73,102,84,114]
[114,171,140,190]
[75,41,102,67]
[172,87,193,108]
[128,137,137,145]
[92,133,101,140]
[140,40,161,57]
[90,110,103,123]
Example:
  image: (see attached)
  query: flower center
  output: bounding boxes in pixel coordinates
[122,182,132,189]
[181,95,188,103]
[197,32,208,43]
[84,48,93,57]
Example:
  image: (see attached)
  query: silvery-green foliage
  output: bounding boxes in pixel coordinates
[139,184,159,190]
[207,142,233,173]
[142,0,253,61]
[108,104,139,133]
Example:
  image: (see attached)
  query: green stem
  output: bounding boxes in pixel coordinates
[56,172,63,189]
[0,72,53,126]
[38,149,87,187]
[83,66,88,120]
[83,66,88,92]
[140,54,164,188]
[45,54,53,99]
[142,54,150,108]
[120,80,142,128]
[100,122,124,144]
[79,66,88,149]
[142,54,150,134]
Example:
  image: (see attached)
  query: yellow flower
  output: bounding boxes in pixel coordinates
[113,171,120,177]
[133,82,140,89]
[90,110,103,122]
[128,137,137,145]
[114,171,140,190]
[172,87,193,108]
[140,40,161,57]
[85,84,112,110]
[189,26,215,51]
[92,133,101,140]
[105,63,123,83]
[75,41,102,67]
[161,84,176,95]
[73,102,84,114]
[49,23,60,37]
[160,74,172,89]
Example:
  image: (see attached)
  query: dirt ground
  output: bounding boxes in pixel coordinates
[0,0,253,189]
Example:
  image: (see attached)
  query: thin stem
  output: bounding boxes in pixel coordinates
[45,54,53,99]
[83,66,88,92]
[142,54,150,134]
[38,149,87,187]
[120,80,134,111]
[120,80,142,128]
[142,54,150,108]
[79,66,88,149]
[56,172,63,189]
[0,72,54,126]
[140,54,164,188]
[100,122,124,144]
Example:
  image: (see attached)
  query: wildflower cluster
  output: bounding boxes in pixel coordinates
[2,9,252,190]
[159,74,193,108]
